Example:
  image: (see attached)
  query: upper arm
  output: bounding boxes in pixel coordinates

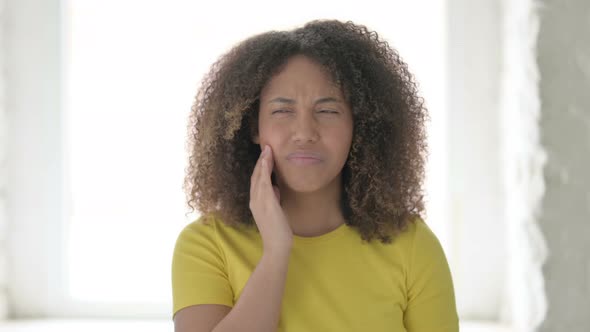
[174,304,232,332]
[171,220,234,320]
[403,219,459,332]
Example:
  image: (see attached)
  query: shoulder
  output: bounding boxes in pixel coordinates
[174,213,257,250]
[387,216,448,269]
[406,216,446,259]
[387,216,438,248]
[400,216,452,285]
[174,214,222,251]
[172,214,228,277]
[411,216,440,244]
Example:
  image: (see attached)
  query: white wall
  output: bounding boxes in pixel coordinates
[4,0,65,318]
[448,0,506,320]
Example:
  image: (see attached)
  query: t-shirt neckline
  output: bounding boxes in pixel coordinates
[292,221,349,246]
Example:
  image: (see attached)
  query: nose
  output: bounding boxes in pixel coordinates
[291,110,319,144]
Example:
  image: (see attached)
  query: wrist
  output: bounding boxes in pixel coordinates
[263,243,292,259]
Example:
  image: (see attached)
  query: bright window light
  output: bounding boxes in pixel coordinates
[64,0,446,311]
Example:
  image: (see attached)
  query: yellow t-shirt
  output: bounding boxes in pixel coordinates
[171,214,459,331]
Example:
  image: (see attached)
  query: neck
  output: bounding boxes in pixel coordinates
[277,174,346,237]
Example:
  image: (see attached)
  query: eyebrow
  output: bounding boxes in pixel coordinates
[267,97,342,105]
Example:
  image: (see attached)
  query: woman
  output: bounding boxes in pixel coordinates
[172,19,459,332]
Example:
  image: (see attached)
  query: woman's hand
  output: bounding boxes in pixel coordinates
[249,145,293,253]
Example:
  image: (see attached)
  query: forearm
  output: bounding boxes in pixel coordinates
[212,247,291,332]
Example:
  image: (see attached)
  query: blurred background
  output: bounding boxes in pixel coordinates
[1,0,589,331]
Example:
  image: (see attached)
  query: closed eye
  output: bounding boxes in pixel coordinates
[272,109,291,114]
[271,109,339,114]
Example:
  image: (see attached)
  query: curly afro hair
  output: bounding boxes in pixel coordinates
[183,19,429,244]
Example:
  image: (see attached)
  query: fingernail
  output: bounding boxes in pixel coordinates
[263,145,269,155]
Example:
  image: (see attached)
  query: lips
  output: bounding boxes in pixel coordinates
[286,151,323,161]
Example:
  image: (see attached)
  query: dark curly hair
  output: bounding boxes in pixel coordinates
[183,19,429,244]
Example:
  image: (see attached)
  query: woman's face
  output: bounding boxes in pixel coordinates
[254,54,354,193]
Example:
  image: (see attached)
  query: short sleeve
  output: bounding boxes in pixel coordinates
[403,219,459,332]
[171,218,234,319]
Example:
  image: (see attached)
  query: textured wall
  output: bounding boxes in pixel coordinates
[537,0,590,331]
[499,0,549,330]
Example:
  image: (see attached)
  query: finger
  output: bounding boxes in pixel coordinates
[265,145,274,172]
[260,146,275,188]
[258,150,275,196]
[260,159,271,188]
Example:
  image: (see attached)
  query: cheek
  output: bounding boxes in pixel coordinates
[329,127,354,156]
[258,122,283,141]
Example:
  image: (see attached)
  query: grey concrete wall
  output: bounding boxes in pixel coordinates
[0,0,7,321]
[537,0,590,331]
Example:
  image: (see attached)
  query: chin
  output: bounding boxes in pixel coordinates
[286,182,325,193]
[280,174,336,193]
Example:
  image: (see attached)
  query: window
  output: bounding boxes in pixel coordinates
[63,0,449,315]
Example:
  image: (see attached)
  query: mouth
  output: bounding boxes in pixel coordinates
[287,157,323,166]
[287,152,323,160]
[286,152,323,166]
